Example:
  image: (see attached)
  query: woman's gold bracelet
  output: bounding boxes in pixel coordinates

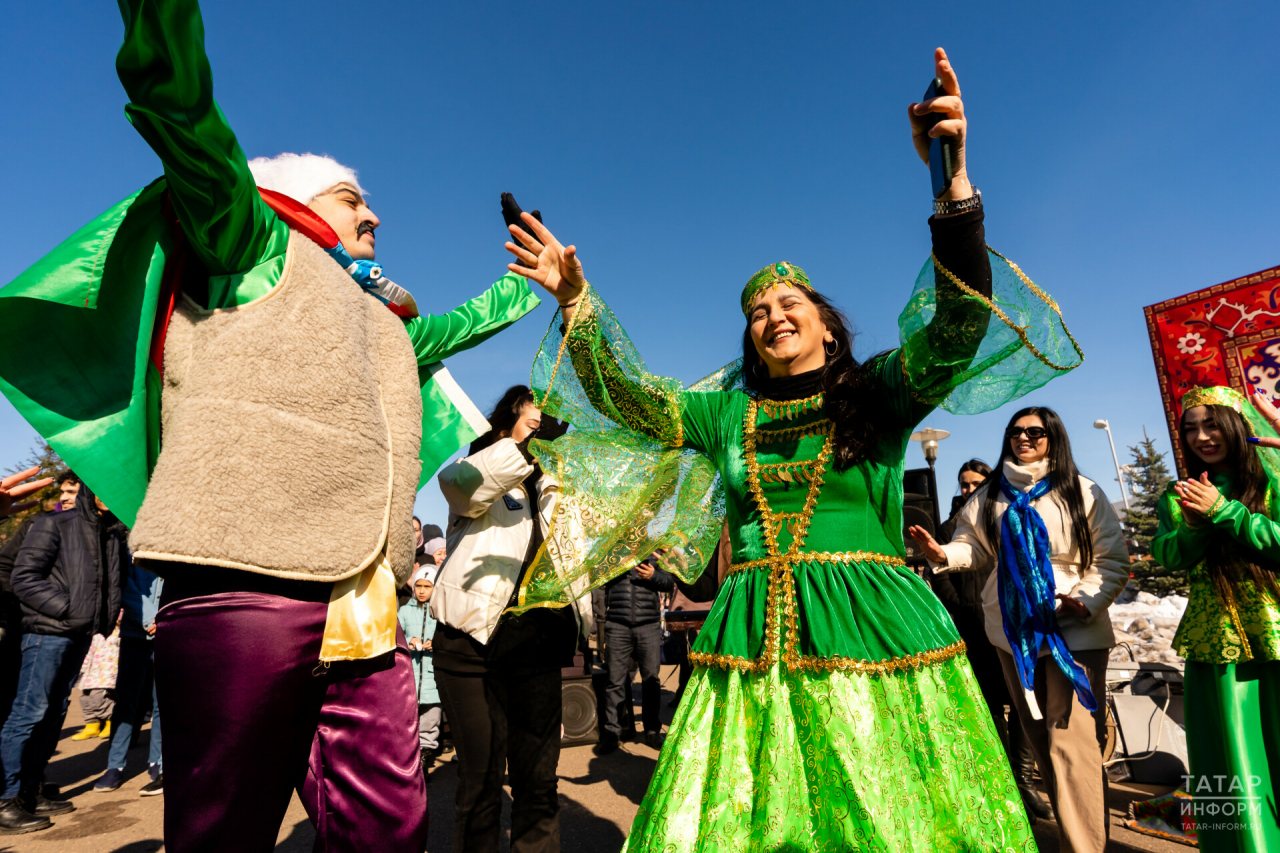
[1206,495,1227,520]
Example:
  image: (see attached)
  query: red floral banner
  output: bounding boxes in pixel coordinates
[1144,264,1280,475]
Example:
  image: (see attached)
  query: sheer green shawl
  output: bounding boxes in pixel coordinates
[512,249,1082,613]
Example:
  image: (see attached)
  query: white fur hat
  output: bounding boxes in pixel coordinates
[247,152,366,205]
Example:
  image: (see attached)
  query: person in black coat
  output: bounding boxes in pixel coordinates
[0,482,125,831]
[596,554,674,754]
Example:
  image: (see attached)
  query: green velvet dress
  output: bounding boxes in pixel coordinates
[1152,478,1280,853]
[514,234,1082,849]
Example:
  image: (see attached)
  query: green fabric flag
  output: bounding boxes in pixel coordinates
[0,182,169,525]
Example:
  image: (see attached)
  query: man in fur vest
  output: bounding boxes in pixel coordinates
[0,0,544,847]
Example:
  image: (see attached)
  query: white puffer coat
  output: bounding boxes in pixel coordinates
[430,437,591,646]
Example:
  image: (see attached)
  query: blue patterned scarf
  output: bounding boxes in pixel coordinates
[997,473,1097,712]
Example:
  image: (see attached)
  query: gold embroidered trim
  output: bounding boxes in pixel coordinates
[754,419,832,444]
[689,640,968,675]
[535,282,593,407]
[931,248,1084,373]
[742,398,831,556]
[758,393,825,420]
[757,460,818,485]
[725,551,908,576]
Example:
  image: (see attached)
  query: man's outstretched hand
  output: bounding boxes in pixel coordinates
[0,467,53,519]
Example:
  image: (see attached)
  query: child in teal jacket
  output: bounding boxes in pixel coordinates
[398,567,442,765]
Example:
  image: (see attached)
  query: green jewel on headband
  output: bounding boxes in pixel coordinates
[1181,385,1246,414]
[741,261,814,316]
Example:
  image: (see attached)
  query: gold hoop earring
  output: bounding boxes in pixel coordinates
[825,339,838,356]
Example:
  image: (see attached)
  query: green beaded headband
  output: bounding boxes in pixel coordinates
[1181,385,1246,413]
[741,262,814,317]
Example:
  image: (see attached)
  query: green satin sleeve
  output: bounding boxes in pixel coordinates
[115,0,287,284]
[1210,497,1280,562]
[1151,486,1211,570]
[403,274,541,366]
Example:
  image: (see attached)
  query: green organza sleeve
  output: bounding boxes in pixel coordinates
[532,284,714,451]
[1150,485,1211,571]
[897,248,1084,415]
[513,284,733,614]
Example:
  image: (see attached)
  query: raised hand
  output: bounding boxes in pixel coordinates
[908,47,971,198]
[907,525,948,565]
[505,213,586,311]
[0,467,53,519]
[1247,387,1280,449]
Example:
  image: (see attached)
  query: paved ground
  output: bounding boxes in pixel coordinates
[2,665,1189,852]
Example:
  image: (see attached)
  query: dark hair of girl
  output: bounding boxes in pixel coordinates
[958,458,992,481]
[1179,404,1280,605]
[981,406,1094,571]
[740,288,892,472]
[470,385,537,455]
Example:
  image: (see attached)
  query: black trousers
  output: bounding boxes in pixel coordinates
[434,665,563,853]
[603,621,661,737]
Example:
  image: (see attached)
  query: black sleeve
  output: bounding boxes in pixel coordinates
[929,207,990,300]
[638,566,676,593]
[11,517,70,619]
[926,207,991,360]
[674,550,720,602]
[0,518,34,596]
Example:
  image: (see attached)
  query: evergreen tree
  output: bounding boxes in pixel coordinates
[1123,429,1185,595]
[0,440,69,541]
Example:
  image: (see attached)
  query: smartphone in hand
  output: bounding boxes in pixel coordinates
[922,77,954,199]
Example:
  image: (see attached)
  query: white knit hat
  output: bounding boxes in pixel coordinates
[247,152,366,204]
[411,565,438,587]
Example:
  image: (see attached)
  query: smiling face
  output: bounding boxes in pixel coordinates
[1182,405,1229,467]
[307,183,379,261]
[1007,414,1050,464]
[747,285,834,378]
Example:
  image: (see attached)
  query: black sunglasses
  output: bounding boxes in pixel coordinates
[1006,426,1048,440]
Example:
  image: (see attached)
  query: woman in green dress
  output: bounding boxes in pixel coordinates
[503,49,1082,852]
[1152,385,1280,853]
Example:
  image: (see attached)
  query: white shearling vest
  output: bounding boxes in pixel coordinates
[129,232,423,584]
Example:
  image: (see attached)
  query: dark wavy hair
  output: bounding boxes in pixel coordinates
[469,385,537,455]
[980,406,1093,571]
[1179,404,1280,605]
[958,458,992,482]
[740,287,892,471]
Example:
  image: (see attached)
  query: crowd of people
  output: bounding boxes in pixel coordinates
[0,0,1276,851]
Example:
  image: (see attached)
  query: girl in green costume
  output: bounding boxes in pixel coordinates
[502,50,1082,852]
[1152,385,1280,853]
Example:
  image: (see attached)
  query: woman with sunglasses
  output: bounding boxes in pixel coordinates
[1151,386,1280,853]
[501,49,1084,853]
[909,406,1130,853]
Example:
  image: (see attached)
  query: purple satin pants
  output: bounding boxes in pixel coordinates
[154,576,427,853]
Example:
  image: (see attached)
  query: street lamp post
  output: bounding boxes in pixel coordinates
[1093,419,1131,512]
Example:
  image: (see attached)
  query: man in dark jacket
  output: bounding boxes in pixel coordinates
[0,482,124,832]
[597,555,674,755]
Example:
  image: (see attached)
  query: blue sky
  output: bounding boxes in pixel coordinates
[3,2,1278,529]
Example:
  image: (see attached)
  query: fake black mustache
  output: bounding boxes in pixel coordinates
[357,222,376,239]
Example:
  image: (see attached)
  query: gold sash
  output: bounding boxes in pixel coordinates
[319,554,398,662]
